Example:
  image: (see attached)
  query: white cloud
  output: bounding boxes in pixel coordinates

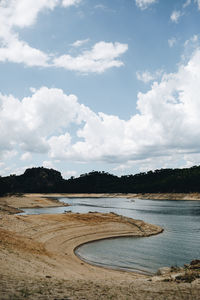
[168,37,177,48]
[67,47,200,166]
[135,0,158,10]
[62,0,81,7]
[0,87,82,158]
[184,34,198,47]
[136,69,163,83]
[48,133,72,159]
[21,152,32,161]
[136,71,154,83]
[0,0,82,67]
[184,153,200,167]
[62,170,77,178]
[71,39,90,47]
[54,41,128,73]
[2,47,200,169]
[42,160,54,169]
[0,1,127,73]
[170,10,182,23]
[0,36,49,66]
[169,0,191,25]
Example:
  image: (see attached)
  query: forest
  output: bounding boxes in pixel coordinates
[1,165,200,196]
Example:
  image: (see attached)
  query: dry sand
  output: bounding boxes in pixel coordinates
[131,193,200,201]
[31,192,200,200]
[0,194,199,299]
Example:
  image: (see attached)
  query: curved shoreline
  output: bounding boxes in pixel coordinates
[73,225,164,276]
[61,212,164,279]
[0,212,163,281]
[0,192,164,278]
[73,233,163,276]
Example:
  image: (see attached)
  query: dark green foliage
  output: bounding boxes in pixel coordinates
[0,176,8,196]
[1,165,200,194]
[0,167,64,194]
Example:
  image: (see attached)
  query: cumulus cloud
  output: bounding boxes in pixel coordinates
[135,0,158,10]
[0,37,49,66]
[0,1,127,73]
[54,42,128,73]
[2,47,200,169]
[0,87,82,158]
[0,0,82,67]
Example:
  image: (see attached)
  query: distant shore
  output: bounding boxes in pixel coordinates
[131,192,200,201]
[43,192,200,200]
[1,192,200,215]
[26,192,200,201]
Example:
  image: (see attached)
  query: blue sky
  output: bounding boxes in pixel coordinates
[1,0,200,178]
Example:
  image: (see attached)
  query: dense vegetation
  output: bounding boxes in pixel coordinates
[1,165,200,195]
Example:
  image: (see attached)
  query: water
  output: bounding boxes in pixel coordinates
[20,197,200,274]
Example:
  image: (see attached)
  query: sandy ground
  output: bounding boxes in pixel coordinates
[37,192,200,200]
[131,193,200,201]
[0,194,69,215]
[0,194,199,299]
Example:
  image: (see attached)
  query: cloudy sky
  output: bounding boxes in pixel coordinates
[1,0,200,178]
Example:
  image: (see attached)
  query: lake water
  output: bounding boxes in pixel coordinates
[20,197,200,274]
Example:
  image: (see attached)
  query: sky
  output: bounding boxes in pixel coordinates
[1,0,200,178]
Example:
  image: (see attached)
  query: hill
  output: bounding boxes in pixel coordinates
[1,165,200,195]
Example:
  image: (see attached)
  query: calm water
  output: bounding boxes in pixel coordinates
[20,197,200,274]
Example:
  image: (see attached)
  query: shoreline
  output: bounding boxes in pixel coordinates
[0,212,162,280]
[40,192,200,200]
[0,193,200,299]
[27,192,200,201]
[131,192,200,201]
[1,192,200,216]
[74,233,162,276]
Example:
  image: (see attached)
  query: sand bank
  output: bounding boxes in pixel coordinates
[0,193,69,215]
[23,192,200,201]
[131,193,200,201]
[0,212,163,279]
[0,212,161,297]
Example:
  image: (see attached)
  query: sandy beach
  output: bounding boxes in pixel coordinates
[0,193,199,299]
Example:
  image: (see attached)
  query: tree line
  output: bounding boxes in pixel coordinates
[1,165,200,196]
